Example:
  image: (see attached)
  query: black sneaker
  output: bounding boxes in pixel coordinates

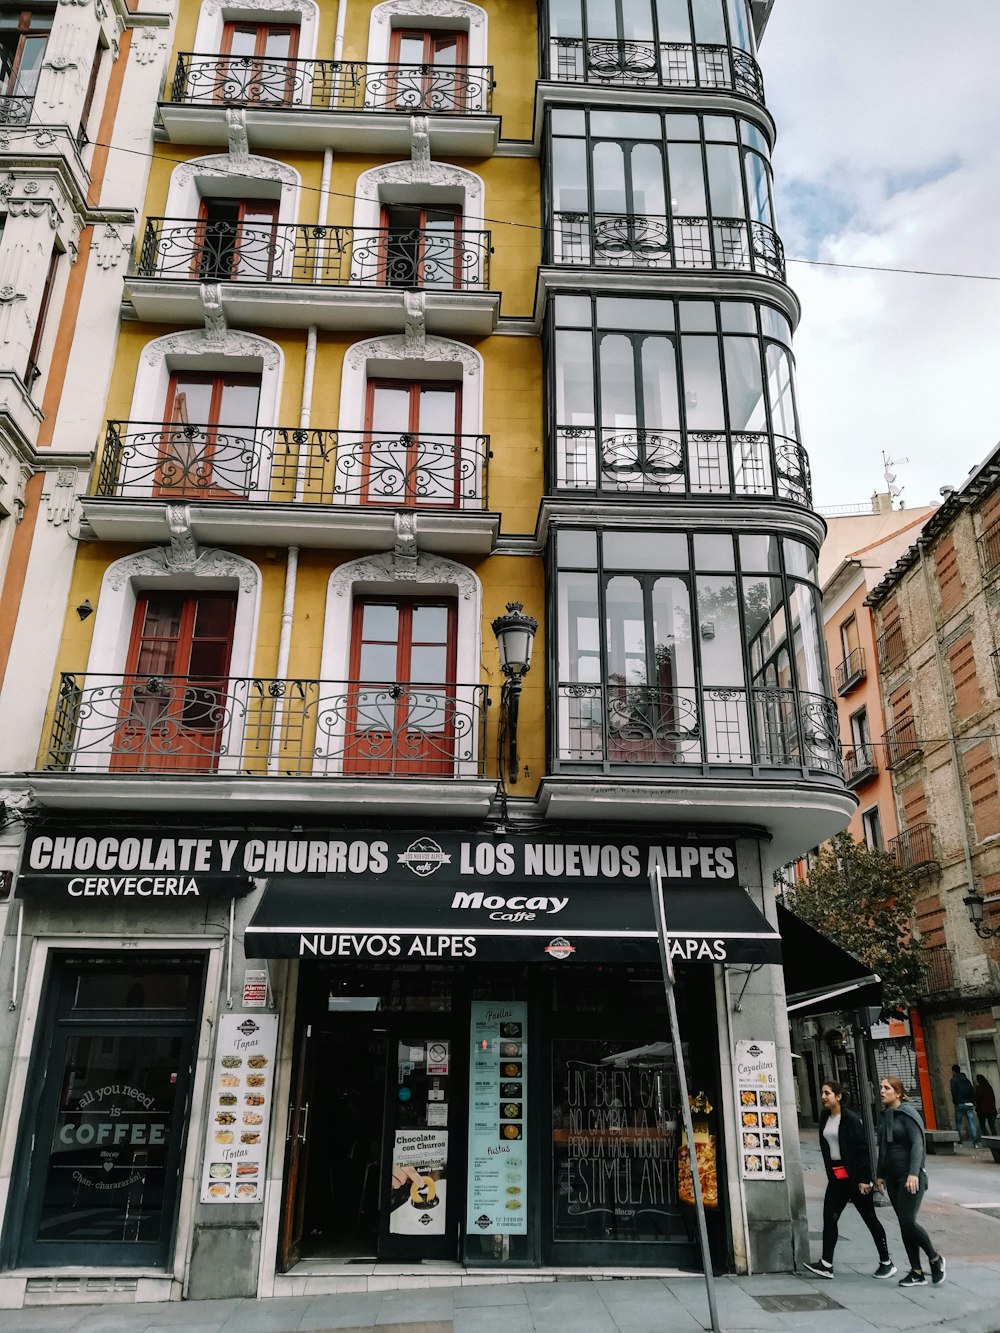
[898,1271,927,1287]
[803,1260,834,1279]
[874,1260,897,1279]
[930,1255,946,1286]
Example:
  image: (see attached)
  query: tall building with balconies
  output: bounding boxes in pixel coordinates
[0,0,856,1310]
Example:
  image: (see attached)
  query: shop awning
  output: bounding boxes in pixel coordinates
[777,903,883,1016]
[245,877,782,966]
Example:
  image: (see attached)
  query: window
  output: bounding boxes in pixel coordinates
[24,243,59,392]
[78,40,102,143]
[345,597,458,776]
[219,21,299,105]
[388,28,469,112]
[155,370,261,499]
[111,592,237,773]
[194,196,280,282]
[0,6,52,102]
[363,378,462,507]
[948,633,982,720]
[861,806,883,851]
[965,741,1000,842]
[934,536,963,618]
[840,615,859,660]
[379,203,464,289]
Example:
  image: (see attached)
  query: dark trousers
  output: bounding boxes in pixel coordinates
[821,1176,889,1263]
[886,1175,936,1273]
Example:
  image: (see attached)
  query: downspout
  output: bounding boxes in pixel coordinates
[916,539,976,894]
[333,0,348,61]
[312,147,335,283]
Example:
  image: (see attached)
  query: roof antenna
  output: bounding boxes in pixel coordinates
[882,451,909,508]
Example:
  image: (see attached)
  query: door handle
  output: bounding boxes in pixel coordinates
[299,1101,310,1144]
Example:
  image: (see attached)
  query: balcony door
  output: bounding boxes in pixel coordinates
[363,378,462,507]
[345,597,457,776]
[111,592,237,773]
[220,21,298,104]
[0,8,52,101]
[590,135,669,265]
[388,29,468,112]
[156,370,261,499]
[194,196,280,282]
[380,203,464,289]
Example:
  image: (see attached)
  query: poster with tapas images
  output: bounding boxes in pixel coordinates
[466,1001,528,1235]
[734,1039,784,1180]
[201,1013,279,1202]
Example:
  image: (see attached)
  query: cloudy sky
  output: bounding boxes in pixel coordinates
[758,2,1000,511]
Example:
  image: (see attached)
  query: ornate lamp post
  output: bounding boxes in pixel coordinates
[491,602,538,785]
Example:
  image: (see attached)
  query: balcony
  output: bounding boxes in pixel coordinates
[0,95,32,126]
[553,426,810,507]
[887,822,937,874]
[158,55,499,156]
[34,673,494,815]
[978,517,1000,577]
[551,212,784,282]
[545,39,765,104]
[884,716,921,769]
[124,220,498,334]
[835,647,866,695]
[923,945,955,994]
[81,422,498,553]
[843,743,878,788]
[876,619,905,671]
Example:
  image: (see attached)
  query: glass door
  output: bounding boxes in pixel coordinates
[363,379,462,508]
[157,370,261,499]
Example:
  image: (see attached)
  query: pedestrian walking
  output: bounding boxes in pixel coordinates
[802,1080,895,1281]
[950,1064,981,1146]
[975,1074,997,1136]
[876,1076,945,1288]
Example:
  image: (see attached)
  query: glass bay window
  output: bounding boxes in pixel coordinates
[551,294,808,502]
[553,529,837,774]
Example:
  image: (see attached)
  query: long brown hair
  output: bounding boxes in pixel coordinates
[882,1076,908,1102]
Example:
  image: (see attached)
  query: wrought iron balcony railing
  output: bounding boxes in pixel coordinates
[0,94,32,126]
[135,218,491,290]
[884,716,921,768]
[95,421,490,509]
[887,822,936,873]
[922,945,954,993]
[876,619,906,671]
[554,682,840,775]
[978,517,1000,576]
[843,743,878,787]
[169,54,494,114]
[44,673,488,779]
[554,427,810,506]
[547,38,764,102]
[835,646,866,694]
[552,212,784,281]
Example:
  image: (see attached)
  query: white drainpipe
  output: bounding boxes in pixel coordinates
[334,0,348,61]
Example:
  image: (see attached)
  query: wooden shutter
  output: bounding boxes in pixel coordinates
[934,536,963,617]
[947,634,982,720]
[965,741,1000,842]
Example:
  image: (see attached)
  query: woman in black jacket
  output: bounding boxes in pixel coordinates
[803,1080,895,1280]
[876,1076,945,1287]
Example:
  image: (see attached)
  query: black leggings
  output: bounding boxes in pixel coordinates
[886,1175,936,1273]
[822,1177,889,1263]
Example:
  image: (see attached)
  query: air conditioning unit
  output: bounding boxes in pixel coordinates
[801,1019,819,1040]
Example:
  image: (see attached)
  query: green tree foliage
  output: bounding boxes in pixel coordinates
[788,832,926,1008]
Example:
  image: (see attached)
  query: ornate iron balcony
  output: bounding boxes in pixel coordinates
[843,744,878,787]
[135,218,491,290]
[548,38,764,102]
[169,54,494,114]
[922,945,954,993]
[0,95,32,126]
[884,716,921,768]
[554,682,840,775]
[552,212,784,281]
[95,421,490,509]
[554,426,810,507]
[44,673,489,779]
[887,822,936,873]
[876,619,906,671]
[835,646,866,694]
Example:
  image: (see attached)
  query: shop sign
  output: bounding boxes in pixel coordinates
[389,1130,448,1235]
[466,1001,528,1236]
[201,1013,279,1203]
[55,1085,168,1192]
[734,1039,785,1180]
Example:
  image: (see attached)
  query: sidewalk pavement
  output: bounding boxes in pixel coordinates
[0,1133,998,1333]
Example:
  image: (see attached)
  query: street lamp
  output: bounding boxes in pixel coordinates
[491,602,537,784]
[963,888,1000,940]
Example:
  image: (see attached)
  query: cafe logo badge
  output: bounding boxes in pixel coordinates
[544,937,576,960]
[237,1019,260,1037]
[397,838,451,877]
[474,1213,494,1230]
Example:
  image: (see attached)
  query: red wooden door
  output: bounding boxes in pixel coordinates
[220,21,299,104]
[379,203,463,289]
[363,378,461,507]
[388,28,468,111]
[155,371,261,499]
[111,592,237,772]
[344,598,457,776]
[193,197,280,282]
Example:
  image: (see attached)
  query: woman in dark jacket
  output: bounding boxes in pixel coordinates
[975,1074,997,1136]
[803,1080,894,1280]
[876,1076,945,1287]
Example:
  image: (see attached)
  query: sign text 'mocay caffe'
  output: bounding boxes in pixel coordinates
[24,831,737,888]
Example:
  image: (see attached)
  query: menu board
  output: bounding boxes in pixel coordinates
[734,1039,784,1180]
[466,1001,527,1236]
[200,1014,279,1202]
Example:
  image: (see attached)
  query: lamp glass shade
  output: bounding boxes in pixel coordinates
[491,603,537,678]
[963,891,985,924]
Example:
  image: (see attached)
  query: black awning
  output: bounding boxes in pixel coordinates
[245,877,781,966]
[777,903,883,1016]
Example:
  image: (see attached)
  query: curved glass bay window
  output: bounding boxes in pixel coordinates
[551,294,807,502]
[545,0,762,100]
[553,528,838,775]
[548,109,781,278]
